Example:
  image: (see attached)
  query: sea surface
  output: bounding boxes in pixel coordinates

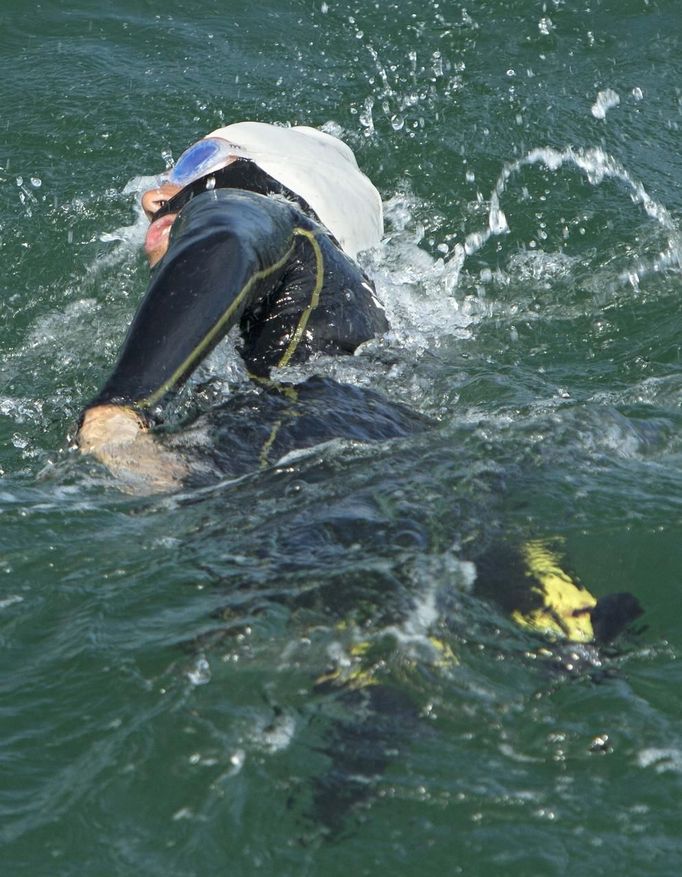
[1,1,682,874]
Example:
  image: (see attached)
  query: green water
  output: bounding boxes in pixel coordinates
[2,1,682,874]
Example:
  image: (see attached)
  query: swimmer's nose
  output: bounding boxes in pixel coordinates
[141,183,182,220]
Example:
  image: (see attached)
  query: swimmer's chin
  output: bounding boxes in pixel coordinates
[144,213,177,268]
[78,404,189,495]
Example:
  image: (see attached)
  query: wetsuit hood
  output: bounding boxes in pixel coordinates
[205,122,383,260]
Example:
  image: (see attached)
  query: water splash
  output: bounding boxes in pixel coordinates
[461,145,682,283]
[591,88,620,120]
[99,174,158,247]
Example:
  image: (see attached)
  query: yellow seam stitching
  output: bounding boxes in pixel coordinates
[258,383,302,468]
[137,240,296,408]
[247,372,299,402]
[259,417,285,469]
[276,228,324,369]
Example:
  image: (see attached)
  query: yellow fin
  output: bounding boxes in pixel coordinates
[513,541,597,643]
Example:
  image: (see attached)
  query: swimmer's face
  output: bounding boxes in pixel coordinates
[141,182,181,268]
[141,140,239,268]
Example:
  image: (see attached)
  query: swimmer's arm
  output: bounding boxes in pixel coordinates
[78,194,298,493]
[77,404,188,495]
[92,193,298,411]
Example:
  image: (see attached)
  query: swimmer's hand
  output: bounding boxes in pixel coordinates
[77,405,188,494]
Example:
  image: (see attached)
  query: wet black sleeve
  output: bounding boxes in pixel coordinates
[90,190,300,411]
[238,228,389,375]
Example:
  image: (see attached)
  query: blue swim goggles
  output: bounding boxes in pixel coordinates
[163,137,238,187]
[151,135,302,223]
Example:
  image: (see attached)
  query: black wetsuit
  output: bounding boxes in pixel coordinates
[90,187,388,415]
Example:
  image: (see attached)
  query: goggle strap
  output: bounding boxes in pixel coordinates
[150,160,320,226]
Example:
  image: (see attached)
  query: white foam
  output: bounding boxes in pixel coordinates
[186,655,211,686]
[361,190,472,350]
[637,747,682,774]
[256,713,296,753]
[380,552,474,656]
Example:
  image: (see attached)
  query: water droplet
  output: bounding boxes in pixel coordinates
[590,734,611,753]
[227,749,245,776]
[489,204,508,235]
[359,96,375,134]
[591,88,620,119]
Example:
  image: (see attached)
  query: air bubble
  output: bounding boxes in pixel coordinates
[187,655,211,686]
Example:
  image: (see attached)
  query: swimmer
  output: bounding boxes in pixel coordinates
[78,122,389,491]
[76,121,643,646]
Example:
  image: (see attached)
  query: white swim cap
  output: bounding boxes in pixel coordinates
[204,122,383,260]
